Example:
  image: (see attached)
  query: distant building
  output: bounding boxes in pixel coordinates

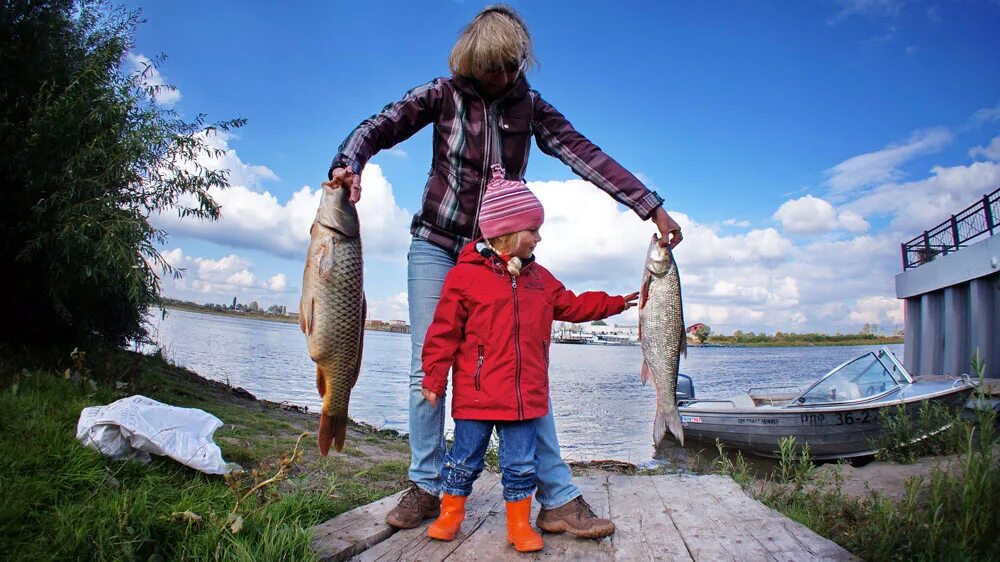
[686,323,707,335]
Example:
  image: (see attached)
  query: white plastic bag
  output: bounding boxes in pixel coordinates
[76,395,233,474]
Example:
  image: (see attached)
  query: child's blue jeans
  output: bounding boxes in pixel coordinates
[440,419,538,503]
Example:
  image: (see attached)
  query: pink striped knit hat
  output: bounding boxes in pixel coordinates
[478,164,545,238]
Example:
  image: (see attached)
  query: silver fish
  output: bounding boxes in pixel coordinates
[300,184,366,455]
[638,233,686,447]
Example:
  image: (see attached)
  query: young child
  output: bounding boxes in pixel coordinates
[420,165,638,552]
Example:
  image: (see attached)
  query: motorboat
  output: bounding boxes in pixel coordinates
[674,347,975,460]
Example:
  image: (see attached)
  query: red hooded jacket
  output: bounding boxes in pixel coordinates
[422,242,627,421]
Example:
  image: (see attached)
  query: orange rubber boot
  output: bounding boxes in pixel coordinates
[427,494,467,541]
[505,497,544,552]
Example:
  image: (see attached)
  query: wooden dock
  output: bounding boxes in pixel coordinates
[311,472,855,561]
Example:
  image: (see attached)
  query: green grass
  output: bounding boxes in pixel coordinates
[0,349,409,562]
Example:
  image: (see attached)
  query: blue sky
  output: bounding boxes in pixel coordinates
[126,0,1000,334]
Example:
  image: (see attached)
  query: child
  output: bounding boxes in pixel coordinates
[420,165,638,552]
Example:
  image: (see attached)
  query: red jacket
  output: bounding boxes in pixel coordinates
[422,242,627,421]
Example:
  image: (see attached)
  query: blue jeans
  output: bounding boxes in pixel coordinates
[441,419,537,502]
[407,237,580,509]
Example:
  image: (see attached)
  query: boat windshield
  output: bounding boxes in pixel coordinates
[795,350,903,405]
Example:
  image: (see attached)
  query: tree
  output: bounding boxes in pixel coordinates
[0,1,244,347]
[695,325,712,344]
[591,320,607,326]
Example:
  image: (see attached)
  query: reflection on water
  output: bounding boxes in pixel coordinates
[147,309,902,466]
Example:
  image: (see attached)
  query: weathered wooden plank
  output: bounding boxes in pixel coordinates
[647,473,752,561]
[442,475,616,561]
[532,475,616,561]
[697,478,854,561]
[314,472,857,562]
[606,474,694,561]
[350,472,502,562]
[311,489,406,562]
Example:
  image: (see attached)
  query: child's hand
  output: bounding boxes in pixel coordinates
[422,388,438,408]
[622,291,639,309]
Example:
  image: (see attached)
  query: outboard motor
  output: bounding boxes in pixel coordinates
[676,373,694,402]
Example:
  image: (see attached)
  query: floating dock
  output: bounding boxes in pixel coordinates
[311,472,854,561]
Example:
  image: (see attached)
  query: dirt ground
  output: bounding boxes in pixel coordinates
[807,446,999,500]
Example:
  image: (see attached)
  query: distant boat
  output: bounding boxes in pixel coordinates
[672,347,975,460]
[552,334,595,345]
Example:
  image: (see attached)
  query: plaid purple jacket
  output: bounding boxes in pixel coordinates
[329,74,664,255]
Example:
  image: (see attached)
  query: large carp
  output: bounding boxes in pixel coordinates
[638,233,686,447]
[300,183,366,455]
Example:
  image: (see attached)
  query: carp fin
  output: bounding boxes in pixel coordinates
[301,297,314,336]
[316,364,325,398]
[349,295,367,388]
[653,406,685,447]
[641,360,651,385]
[639,272,652,310]
[316,240,336,281]
[318,413,349,456]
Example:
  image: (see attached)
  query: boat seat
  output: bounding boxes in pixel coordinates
[838,383,862,400]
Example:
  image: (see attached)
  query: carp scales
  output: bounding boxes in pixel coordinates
[638,233,686,447]
[300,183,366,455]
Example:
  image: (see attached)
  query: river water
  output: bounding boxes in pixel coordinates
[147,309,903,466]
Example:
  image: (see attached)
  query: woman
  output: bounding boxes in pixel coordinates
[326,5,682,538]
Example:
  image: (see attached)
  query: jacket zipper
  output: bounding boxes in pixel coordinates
[471,99,500,241]
[474,345,484,391]
[511,274,524,419]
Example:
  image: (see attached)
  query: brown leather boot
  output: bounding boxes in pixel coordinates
[535,496,615,538]
[384,482,441,529]
[427,493,467,541]
[505,497,544,552]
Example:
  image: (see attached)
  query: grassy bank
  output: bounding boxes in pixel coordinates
[0,347,410,561]
[713,372,999,561]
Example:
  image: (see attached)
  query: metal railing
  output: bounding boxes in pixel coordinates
[901,187,1000,270]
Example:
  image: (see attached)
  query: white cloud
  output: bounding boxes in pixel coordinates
[830,0,903,23]
[845,160,1000,232]
[225,269,257,287]
[824,128,952,194]
[367,292,409,323]
[161,248,184,268]
[195,130,280,191]
[969,103,1000,127]
[160,250,296,308]
[152,133,410,263]
[848,296,904,328]
[723,219,751,228]
[774,195,870,234]
[970,136,1000,161]
[267,273,288,292]
[127,53,181,108]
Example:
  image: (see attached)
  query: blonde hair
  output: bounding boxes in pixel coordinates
[449,4,536,76]
[486,231,525,277]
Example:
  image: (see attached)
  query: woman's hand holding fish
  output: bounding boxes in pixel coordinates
[422,388,438,408]
[651,207,682,249]
[622,291,639,309]
[324,167,362,204]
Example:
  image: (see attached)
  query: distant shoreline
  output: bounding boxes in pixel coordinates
[161,302,411,334]
[163,302,299,325]
[162,302,902,347]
